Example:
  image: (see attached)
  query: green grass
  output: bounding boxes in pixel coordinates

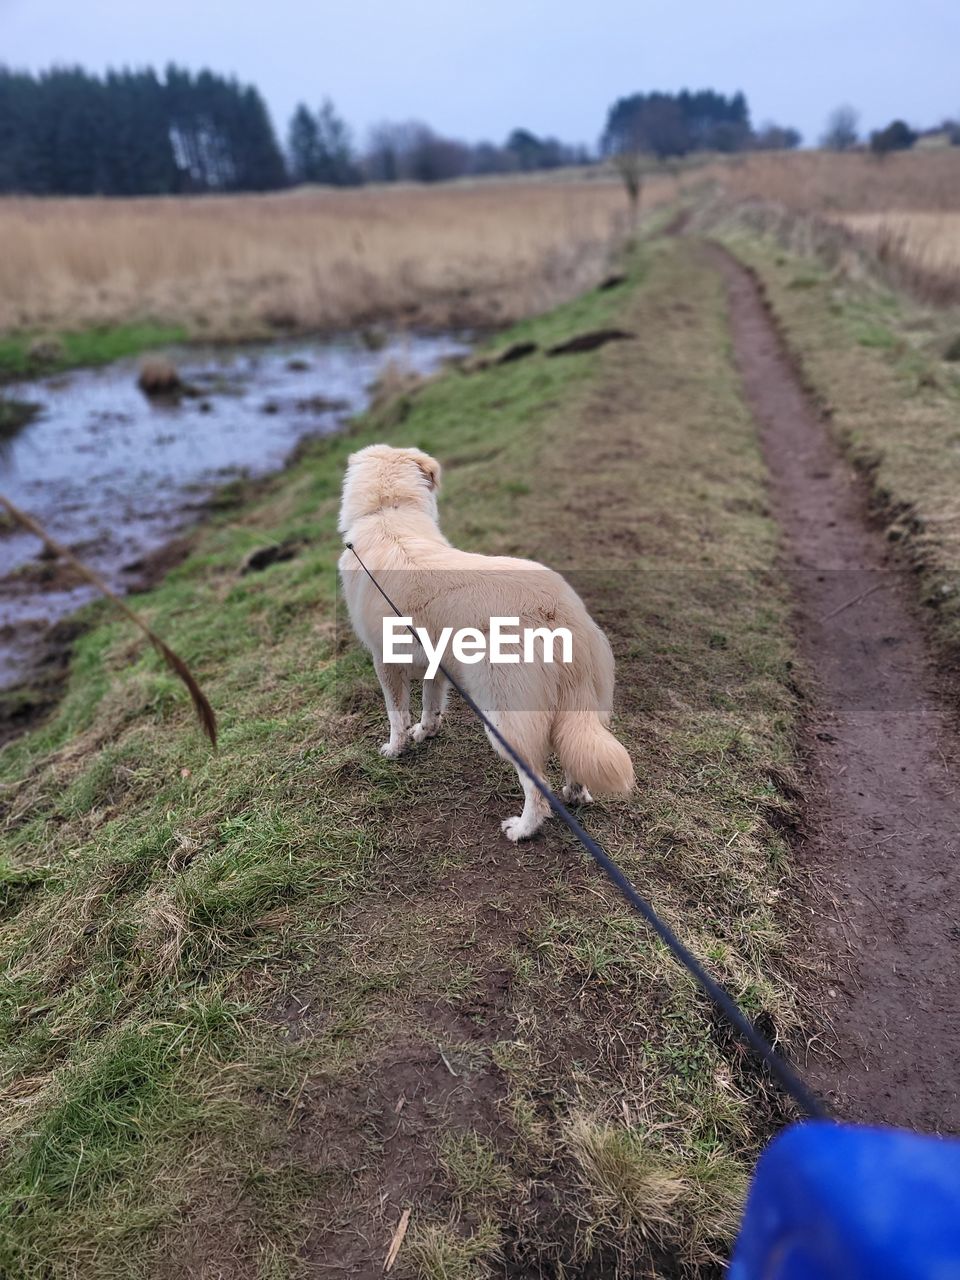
[0,238,807,1277]
[0,322,188,382]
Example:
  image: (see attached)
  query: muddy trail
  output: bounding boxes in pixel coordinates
[713,244,960,1132]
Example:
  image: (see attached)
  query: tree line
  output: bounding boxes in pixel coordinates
[5,62,953,198]
[601,89,809,159]
[0,64,592,195]
[0,65,287,194]
[821,104,960,155]
[286,106,589,186]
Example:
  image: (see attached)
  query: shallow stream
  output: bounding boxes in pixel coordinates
[0,333,465,687]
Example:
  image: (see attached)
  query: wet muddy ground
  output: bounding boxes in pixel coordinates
[0,334,465,689]
[714,244,960,1133]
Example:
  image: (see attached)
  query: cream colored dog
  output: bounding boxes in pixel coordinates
[338,444,634,841]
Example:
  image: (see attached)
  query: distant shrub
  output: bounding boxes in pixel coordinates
[870,120,918,157]
[754,123,803,151]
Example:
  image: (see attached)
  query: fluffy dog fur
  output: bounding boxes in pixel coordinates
[338,444,634,840]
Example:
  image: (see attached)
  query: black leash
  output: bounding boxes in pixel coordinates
[344,541,829,1121]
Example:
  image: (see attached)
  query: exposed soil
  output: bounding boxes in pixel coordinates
[0,533,197,746]
[284,722,593,1276]
[713,243,960,1133]
[546,328,635,357]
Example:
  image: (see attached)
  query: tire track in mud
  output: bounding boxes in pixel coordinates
[712,243,960,1133]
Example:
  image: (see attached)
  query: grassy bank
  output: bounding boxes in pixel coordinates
[0,236,806,1277]
[0,322,189,383]
[716,224,960,655]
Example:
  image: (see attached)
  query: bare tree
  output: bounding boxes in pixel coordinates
[613,151,643,223]
[821,105,859,151]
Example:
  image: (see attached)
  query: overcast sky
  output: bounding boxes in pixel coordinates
[3,0,957,149]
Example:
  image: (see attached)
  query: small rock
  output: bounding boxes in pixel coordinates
[368,361,423,415]
[286,358,311,372]
[138,356,183,397]
[360,328,389,352]
[294,395,350,414]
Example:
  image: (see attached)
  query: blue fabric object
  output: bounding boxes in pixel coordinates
[730,1121,960,1280]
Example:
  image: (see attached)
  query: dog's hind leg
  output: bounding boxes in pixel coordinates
[562,774,594,806]
[413,672,449,744]
[501,763,550,842]
[485,711,551,842]
[373,656,412,757]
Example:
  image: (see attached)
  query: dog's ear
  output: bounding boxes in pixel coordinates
[414,454,442,492]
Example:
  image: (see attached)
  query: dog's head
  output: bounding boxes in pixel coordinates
[338,444,442,535]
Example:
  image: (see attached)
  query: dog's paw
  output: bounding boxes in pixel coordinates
[501,815,533,843]
[562,783,594,806]
[411,717,442,745]
[379,738,407,758]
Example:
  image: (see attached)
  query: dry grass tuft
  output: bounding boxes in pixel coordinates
[368,358,426,416]
[135,886,188,977]
[838,212,960,298]
[565,1113,687,1234]
[405,1218,502,1280]
[564,1112,747,1270]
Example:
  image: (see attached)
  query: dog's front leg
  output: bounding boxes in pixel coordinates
[413,672,449,743]
[373,656,412,757]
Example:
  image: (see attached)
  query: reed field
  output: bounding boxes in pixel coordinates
[680,148,960,302]
[0,174,681,342]
[4,149,960,357]
[694,147,960,213]
[838,211,960,280]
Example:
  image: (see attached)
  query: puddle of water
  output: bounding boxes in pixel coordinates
[0,333,467,687]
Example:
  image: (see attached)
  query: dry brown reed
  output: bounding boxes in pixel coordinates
[685,149,960,305]
[0,174,679,339]
[6,152,960,338]
[688,148,960,214]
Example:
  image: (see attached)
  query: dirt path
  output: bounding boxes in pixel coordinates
[712,243,960,1133]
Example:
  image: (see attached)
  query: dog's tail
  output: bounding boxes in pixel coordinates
[552,708,634,796]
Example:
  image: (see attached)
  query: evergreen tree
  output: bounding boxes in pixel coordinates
[601,88,759,159]
[233,83,288,189]
[315,98,359,185]
[288,99,360,186]
[0,62,288,194]
[288,102,322,183]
